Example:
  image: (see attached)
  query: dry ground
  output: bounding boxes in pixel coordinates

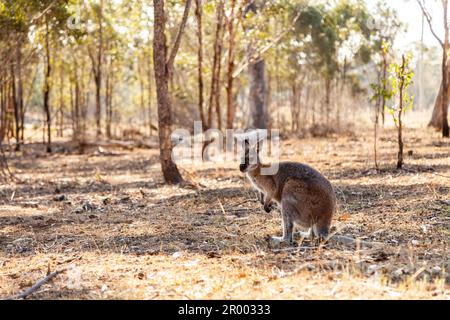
[0,127,449,299]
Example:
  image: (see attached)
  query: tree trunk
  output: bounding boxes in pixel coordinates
[248,59,267,129]
[429,80,446,128]
[16,39,24,150]
[441,0,449,137]
[226,0,237,129]
[397,55,406,170]
[214,11,224,131]
[146,48,153,137]
[208,1,224,130]
[195,0,206,127]
[58,65,64,137]
[105,58,112,139]
[153,0,184,184]
[325,77,331,129]
[245,2,267,129]
[290,79,297,132]
[11,64,19,150]
[381,51,387,126]
[43,19,52,153]
[90,0,104,137]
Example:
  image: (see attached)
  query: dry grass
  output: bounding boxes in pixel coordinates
[0,126,449,299]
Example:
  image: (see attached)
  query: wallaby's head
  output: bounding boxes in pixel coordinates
[239,139,261,173]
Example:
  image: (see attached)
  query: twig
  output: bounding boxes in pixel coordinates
[416,0,444,48]
[3,269,66,300]
[167,0,192,70]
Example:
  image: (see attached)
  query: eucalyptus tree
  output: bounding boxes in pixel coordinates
[153,0,192,184]
[417,0,450,137]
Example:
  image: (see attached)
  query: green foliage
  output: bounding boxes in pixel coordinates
[386,52,415,126]
[370,42,394,107]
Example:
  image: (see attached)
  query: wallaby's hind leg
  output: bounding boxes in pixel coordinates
[270,199,296,245]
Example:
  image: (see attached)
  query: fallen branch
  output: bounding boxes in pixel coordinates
[327,235,383,249]
[82,139,158,150]
[3,269,66,300]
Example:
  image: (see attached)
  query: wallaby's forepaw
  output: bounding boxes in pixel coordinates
[263,202,276,213]
[268,236,293,247]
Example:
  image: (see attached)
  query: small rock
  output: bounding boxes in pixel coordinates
[411,240,419,246]
[81,202,95,211]
[394,268,404,277]
[172,251,183,259]
[137,272,145,280]
[431,266,442,276]
[367,264,380,274]
[53,194,67,201]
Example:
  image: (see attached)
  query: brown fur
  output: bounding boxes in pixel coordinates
[241,145,336,244]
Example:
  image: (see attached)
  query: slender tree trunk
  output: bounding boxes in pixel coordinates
[146,48,153,137]
[441,0,449,137]
[226,0,237,129]
[374,71,381,170]
[381,52,387,127]
[139,55,146,137]
[290,78,297,132]
[16,39,24,150]
[89,0,104,137]
[325,77,331,130]
[58,65,64,137]
[43,19,52,153]
[245,1,267,129]
[195,0,206,127]
[208,1,224,129]
[105,59,111,139]
[11,64,19,150]
[397,55,406,169]
[214,10,224,131]
[153,0,185,184]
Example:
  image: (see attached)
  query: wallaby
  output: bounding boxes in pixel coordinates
[239,138,373,247]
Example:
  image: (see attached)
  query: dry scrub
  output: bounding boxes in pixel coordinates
[0,127,449,299]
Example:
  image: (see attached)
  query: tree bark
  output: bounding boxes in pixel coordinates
[58,64,64,138]
[226,0,237,129]
[43,19,52,153]
[194,0,206,127]
[153,0,186,184]
[381,51,388,126]
[16,39,23,150]
[146,47,153,136]
[208,1,224,130]
[245,1,267,129]
[89,0,104,137]
[429,79,447,128]
[441,0,449,137]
